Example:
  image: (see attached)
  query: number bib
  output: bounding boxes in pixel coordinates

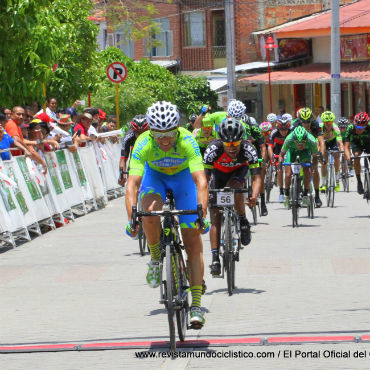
[216,192,235,206]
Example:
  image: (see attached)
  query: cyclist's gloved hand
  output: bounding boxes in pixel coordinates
[196,218,210,234]
[200,105,208,116]
[125,221,139,239]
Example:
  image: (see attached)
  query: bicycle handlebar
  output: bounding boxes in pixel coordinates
[350,154,370,159]
[131,204,204,229]
[209,188,249,194]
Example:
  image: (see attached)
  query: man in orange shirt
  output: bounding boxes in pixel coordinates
[5,106,47,174]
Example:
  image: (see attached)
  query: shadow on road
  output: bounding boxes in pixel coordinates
[205,287,265,296]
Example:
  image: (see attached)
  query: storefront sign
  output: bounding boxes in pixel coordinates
[340,34,370,62]
[278,38,310,62]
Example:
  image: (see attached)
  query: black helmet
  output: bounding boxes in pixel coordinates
[189,113,197,122]
[337,117,349,129]
[218,117,244,142]
[130,114,149,131]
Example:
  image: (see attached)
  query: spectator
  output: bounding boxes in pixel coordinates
[37,97,58,126]
[27,119,59,152]
[73,112,94,143]
[5,107,46,172]
[0,112,30,160]
[102,115,116,132]
[65,107,78,123]
[0,107,12,122]
[316,106,325,123]
[21,106,33,139]
[50,114,81,153]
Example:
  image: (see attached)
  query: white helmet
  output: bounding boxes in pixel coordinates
[227,100,246,119]
[266,113,277,124]
[282,113,293,122]
[249,116,258,127]
[146,101,179,130]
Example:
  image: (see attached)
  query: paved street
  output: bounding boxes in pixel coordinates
[1,178,369,370]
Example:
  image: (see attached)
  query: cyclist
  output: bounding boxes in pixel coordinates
[292,107,324,207]
[343,112,370,195]
[279,126,318,207]
[268,116,293,202]
[118,114,149,187]
[193,113,217,157]
[125,101,209,327]
[319,111,344,193]
[337,117,349,136]
[266,113,277,128]
[203,118,261,275]
[185,113,198,133]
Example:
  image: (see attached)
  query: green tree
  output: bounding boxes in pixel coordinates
[0,0,97,107]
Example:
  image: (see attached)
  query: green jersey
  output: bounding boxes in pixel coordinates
[129,127,204,176]
[282,131,318,154]
[193,127,217,148]
[320,122,342,142]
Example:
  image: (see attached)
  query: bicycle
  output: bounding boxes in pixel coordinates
[351,154,370,205]
[282,157,314,227]
[209,187,249,296]
[265,162,275,203]
[340,153,350,193]
[324,149,342,208]
[245,168,260,225]
[131,201,204,351]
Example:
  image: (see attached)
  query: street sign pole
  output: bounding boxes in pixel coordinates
[115,84,120,130]
[106,62,128,131]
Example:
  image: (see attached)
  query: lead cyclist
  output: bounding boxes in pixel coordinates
[125,101,210,328]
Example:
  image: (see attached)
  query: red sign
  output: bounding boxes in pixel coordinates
[340,34,370,62]
[278,39,310,62]
[106,62,128,83]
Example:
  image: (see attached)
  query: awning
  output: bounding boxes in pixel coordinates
[252,0,370,38]
[207,78,228,91]
[239,63,370,85]
[150,60,179,68]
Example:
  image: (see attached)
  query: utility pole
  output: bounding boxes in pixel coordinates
[331,0,341,119]
[225,0,236,100]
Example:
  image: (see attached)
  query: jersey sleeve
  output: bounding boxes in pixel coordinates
[342,125,353,143]
[268,129,277,146]
[250,126,265,145]
[333,124,342,141]
[242,141,261,174]
[307,133,318,154]
[282,133,294,152]
[181,133,204,173]
[121,131,135,158]
[203,141,222,169]
[128,134,150,177]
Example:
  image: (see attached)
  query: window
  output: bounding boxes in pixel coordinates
[184,12,205,47]
[115,23,135,58]
[145,18,173,57]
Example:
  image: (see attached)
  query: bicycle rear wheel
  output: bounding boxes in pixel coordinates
[165,244,176,351]
[175,249,189,342]
[329,164,335,208]
[364,170,370,205]
[265,166,273,203]
[291,176,299,228]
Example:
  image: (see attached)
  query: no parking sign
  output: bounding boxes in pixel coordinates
[106,62,128,129]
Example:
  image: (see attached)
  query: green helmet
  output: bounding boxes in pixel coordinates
[299,107,313,123]
[321,111,335,123]
[293,126,308,142]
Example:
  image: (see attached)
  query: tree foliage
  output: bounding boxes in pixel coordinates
[86,48,220,125]
[0,0,98,107]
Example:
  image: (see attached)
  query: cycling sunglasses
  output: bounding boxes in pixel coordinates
[223,141,241,147]
[150,128,178,139]
[354,124,367,130]
[294,139,307,145]
[201,126,213,130]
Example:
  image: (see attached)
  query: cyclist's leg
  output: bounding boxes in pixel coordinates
[208,169,229,275]
[312,155,322,206]
[139,167,166,288]
[352,143,364,194]
[227,166,251,245]
[170,169,205,324]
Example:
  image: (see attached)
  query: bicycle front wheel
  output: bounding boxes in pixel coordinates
[138,222,146,256]
[329,164,335,208]
[364,170,370,205]
[165,245,176,351]
[291,176,299,228]
[175,250,189,342]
